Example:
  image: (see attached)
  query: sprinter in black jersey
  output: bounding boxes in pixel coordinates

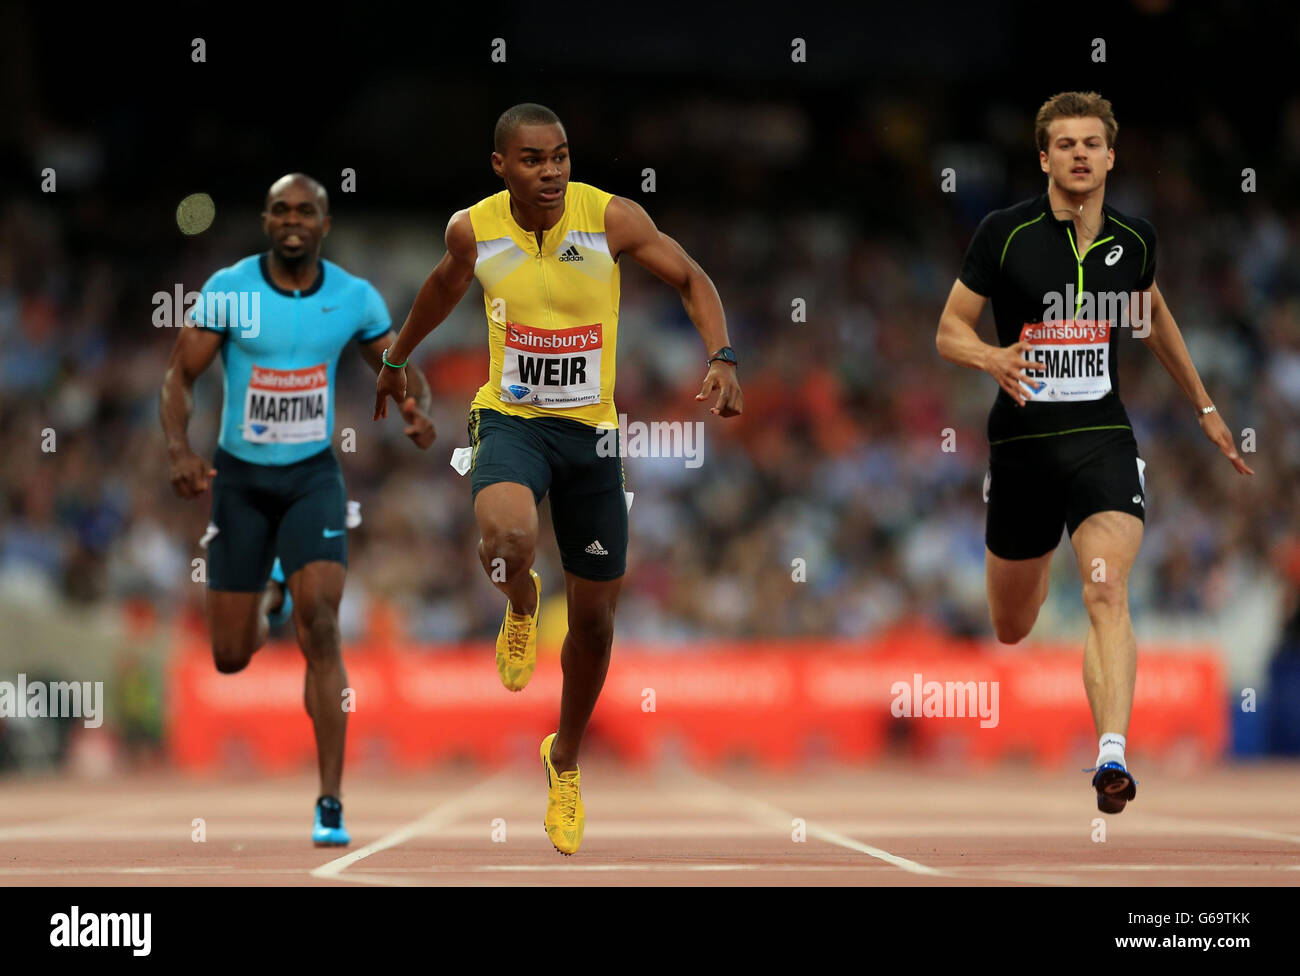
[937,92,1253,814]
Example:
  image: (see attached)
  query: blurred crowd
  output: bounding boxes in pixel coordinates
[2,90,1299,668]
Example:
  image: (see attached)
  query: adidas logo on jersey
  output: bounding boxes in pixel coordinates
[585,540,609,555]
[558,245,583,262]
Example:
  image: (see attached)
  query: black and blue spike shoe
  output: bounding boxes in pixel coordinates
[1089,761,1137,814]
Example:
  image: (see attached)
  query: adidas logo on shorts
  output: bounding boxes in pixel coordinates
[585,539,609,555]
[558,244,583,262]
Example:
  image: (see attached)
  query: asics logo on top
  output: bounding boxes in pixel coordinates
[1105,245,1123,266]
[558,245,584,262]
[585,540,609,555]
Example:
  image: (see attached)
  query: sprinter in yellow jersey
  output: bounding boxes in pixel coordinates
[374,104,743,854]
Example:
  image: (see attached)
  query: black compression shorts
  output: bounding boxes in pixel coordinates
[206,446,347,590]
[467,408,628,582]
[984,426,1146,560]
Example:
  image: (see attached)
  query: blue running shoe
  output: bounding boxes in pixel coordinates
[313,795,350,847]
[1090,761,1138,814]
[267,558,293,629]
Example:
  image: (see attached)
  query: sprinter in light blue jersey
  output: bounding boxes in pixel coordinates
[160,173,436,846]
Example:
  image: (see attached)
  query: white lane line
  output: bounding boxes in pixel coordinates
[309,770,516,883]
[671,767,945,877]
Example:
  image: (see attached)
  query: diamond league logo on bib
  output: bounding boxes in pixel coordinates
[508,384,530,400]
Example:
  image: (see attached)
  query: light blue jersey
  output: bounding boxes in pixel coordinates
[189,254,390,465]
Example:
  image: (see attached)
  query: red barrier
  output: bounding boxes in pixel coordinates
[165,638,1226,770]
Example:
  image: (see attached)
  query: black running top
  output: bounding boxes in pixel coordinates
[959,193,1157,445]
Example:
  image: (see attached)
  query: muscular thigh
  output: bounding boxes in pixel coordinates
[1069,510,1143,585]
[474,483,540,551]
[985,547,1053,618]
[206,588,265,648]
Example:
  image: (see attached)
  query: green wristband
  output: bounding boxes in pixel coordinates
[382,348,408,369]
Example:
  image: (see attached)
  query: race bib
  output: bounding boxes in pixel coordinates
[500,322,602,408]
[243,363,329,443]
[1018,320,1111,402]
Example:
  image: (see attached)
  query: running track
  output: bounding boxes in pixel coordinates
[2,762,1297,886]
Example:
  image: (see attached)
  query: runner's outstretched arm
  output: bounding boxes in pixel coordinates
[374,211,478,420]
[604,196,742,418]
[161,325,223,496]
[1142,282,1253,476]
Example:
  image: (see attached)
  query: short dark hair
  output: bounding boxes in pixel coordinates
[494,103,564,154]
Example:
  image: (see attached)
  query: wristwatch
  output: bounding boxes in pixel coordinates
[708,346,739,368]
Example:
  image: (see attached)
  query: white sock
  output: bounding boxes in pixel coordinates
[1096,733,1126,769]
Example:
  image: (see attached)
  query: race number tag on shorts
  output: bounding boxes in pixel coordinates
[243,363,329,443]
[1018,320,1111,402]
[500,322,602,408]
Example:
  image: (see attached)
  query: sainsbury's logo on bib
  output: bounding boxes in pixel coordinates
[501,321,603,408]
[505,323,601,351]
[243,362,329,443]
[250,364,327,390]
[1020,320,1110,345]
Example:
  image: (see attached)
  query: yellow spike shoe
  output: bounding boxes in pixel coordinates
[495,569,540,691]
[540,732,584,855]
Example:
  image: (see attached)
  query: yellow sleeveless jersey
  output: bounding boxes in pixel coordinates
[468,182,620,429]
